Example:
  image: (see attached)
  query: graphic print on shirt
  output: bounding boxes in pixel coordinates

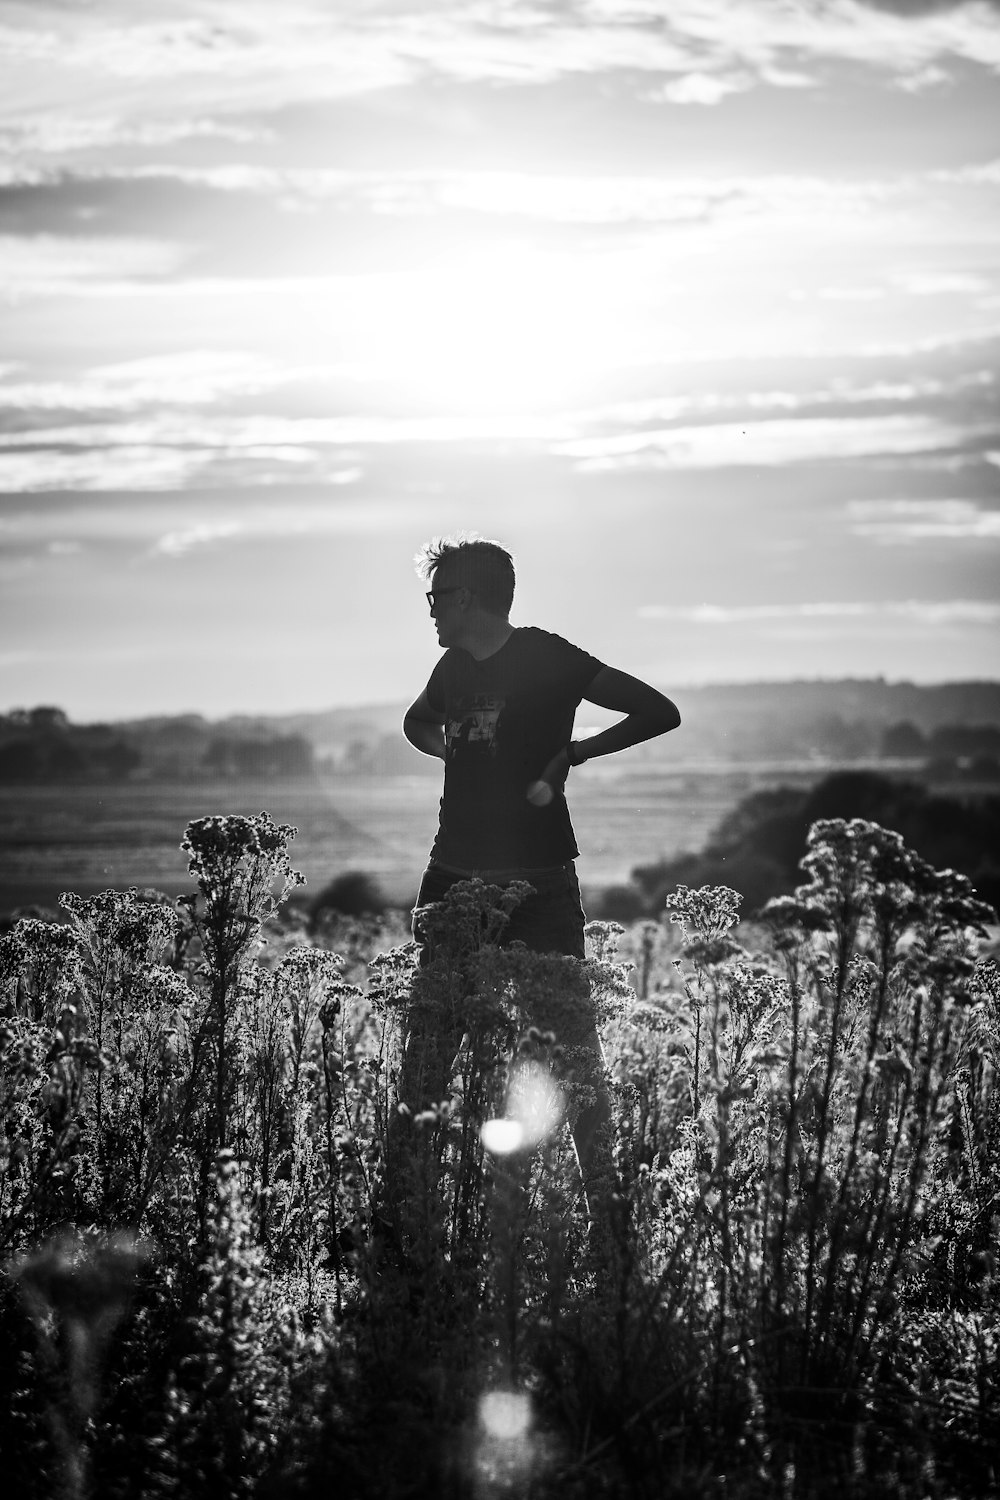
[445,692,505,758]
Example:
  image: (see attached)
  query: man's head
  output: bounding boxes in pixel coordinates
[415,534,516,648]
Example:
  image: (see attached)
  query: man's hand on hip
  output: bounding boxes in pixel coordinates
[526,746,571,806]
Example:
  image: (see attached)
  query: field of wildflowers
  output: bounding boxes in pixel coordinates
[0,810,997,1499]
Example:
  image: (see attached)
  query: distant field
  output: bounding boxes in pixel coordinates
[0,763,842,916]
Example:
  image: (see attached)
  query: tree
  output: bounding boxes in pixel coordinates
[269,735,314,777]
[880,721,926,759]
[28,707,70,733]
[310,870,386,922]
[46,739,85,777]
[97,740,141,779]
[0,740,40,780]
[630,770,1000,917]
[929,724,1000,758]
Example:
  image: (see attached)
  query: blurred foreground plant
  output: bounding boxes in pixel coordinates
[14,1230,147,1500]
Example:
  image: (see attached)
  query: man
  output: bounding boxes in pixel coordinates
[398,533,680,1220]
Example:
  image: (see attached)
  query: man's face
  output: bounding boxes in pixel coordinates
[427,566,469,647]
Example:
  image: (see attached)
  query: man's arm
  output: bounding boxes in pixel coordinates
[532,667,679,795]
[403,687,447,761]
[577,666,680,758]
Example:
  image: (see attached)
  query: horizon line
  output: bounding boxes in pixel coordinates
[4,675,999,728]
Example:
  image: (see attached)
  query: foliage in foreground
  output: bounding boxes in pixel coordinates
[0,810,998,1499]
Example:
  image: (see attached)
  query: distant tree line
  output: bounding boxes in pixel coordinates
[678,714,1000,766]
[325,718,1000,774]
[0,707,315,782]
[335,733,441,776]
[666,679,1000,764]
[201,735,314,779]
[4,701,1000,785]
[598,770,1000,922]
[0,707,141,782]
[880,720,1000,767]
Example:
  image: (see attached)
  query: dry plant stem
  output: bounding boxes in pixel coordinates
[772,973,803,1337]
[853,997,956,1372]
[842,980,947,1358]
[491,1150,527,1381]
[320,1025,344,1321]
[810,971,891,1356]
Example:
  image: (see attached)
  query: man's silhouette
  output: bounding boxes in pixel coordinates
[398,534,680,1221]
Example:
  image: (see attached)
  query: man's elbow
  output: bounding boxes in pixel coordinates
[647,693,680,734]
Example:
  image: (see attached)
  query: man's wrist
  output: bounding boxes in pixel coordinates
[567,739,588,767]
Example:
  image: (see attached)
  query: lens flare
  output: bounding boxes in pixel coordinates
[480,1061,562,1156]
[479,1390,531,1441]
[480,1118,525,1155]
[507,1059,562,1148]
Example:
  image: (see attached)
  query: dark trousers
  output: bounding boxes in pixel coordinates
[416,859,589,959]
[395,860,613,1215]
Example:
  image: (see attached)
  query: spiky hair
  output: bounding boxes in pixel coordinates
[414,533,516,617]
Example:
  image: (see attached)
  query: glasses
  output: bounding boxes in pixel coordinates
[426,586,467,611]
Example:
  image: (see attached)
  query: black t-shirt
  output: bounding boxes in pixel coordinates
[424,626,604,870]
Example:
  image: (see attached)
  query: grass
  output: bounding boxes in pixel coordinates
[0,762,841,914]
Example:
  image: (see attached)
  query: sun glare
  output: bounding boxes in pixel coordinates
[481,1061,562,1156]
[303,244,627,414]
[294,219,883,418]
[376,250,604,411]
[481,1118,525,1155]
[479,1390,531,1441]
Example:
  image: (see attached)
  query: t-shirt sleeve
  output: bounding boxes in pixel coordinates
[548,632,605,699]
[425,656,448,714]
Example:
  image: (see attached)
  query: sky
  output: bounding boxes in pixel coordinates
[0,0,998,720]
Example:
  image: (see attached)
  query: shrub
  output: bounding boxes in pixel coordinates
[634,770,1000,914]
[309,870,387,924]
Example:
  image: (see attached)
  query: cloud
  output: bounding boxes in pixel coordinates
[847,497,1000,540]
[577,366,994,426]
[0,160,756,231]
[0,438,365,492]
[1,158,994,286]
[0,4,416,108]
[3,0,1000,133]
[152,519,244,556]
[638,600,1000,625]
[555,412,991,470]
[0,446,214,492]
[0,495,427,565]
[644,71,755,106]
[0,232,188,288]
[852,1,999,15]
[894,270,994,296]
[0,355,994,491]
[0,115,271,155]
[0,351,295,412]
[148,497,413,557]
[0,408,566,447]
[894,62,953,90]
